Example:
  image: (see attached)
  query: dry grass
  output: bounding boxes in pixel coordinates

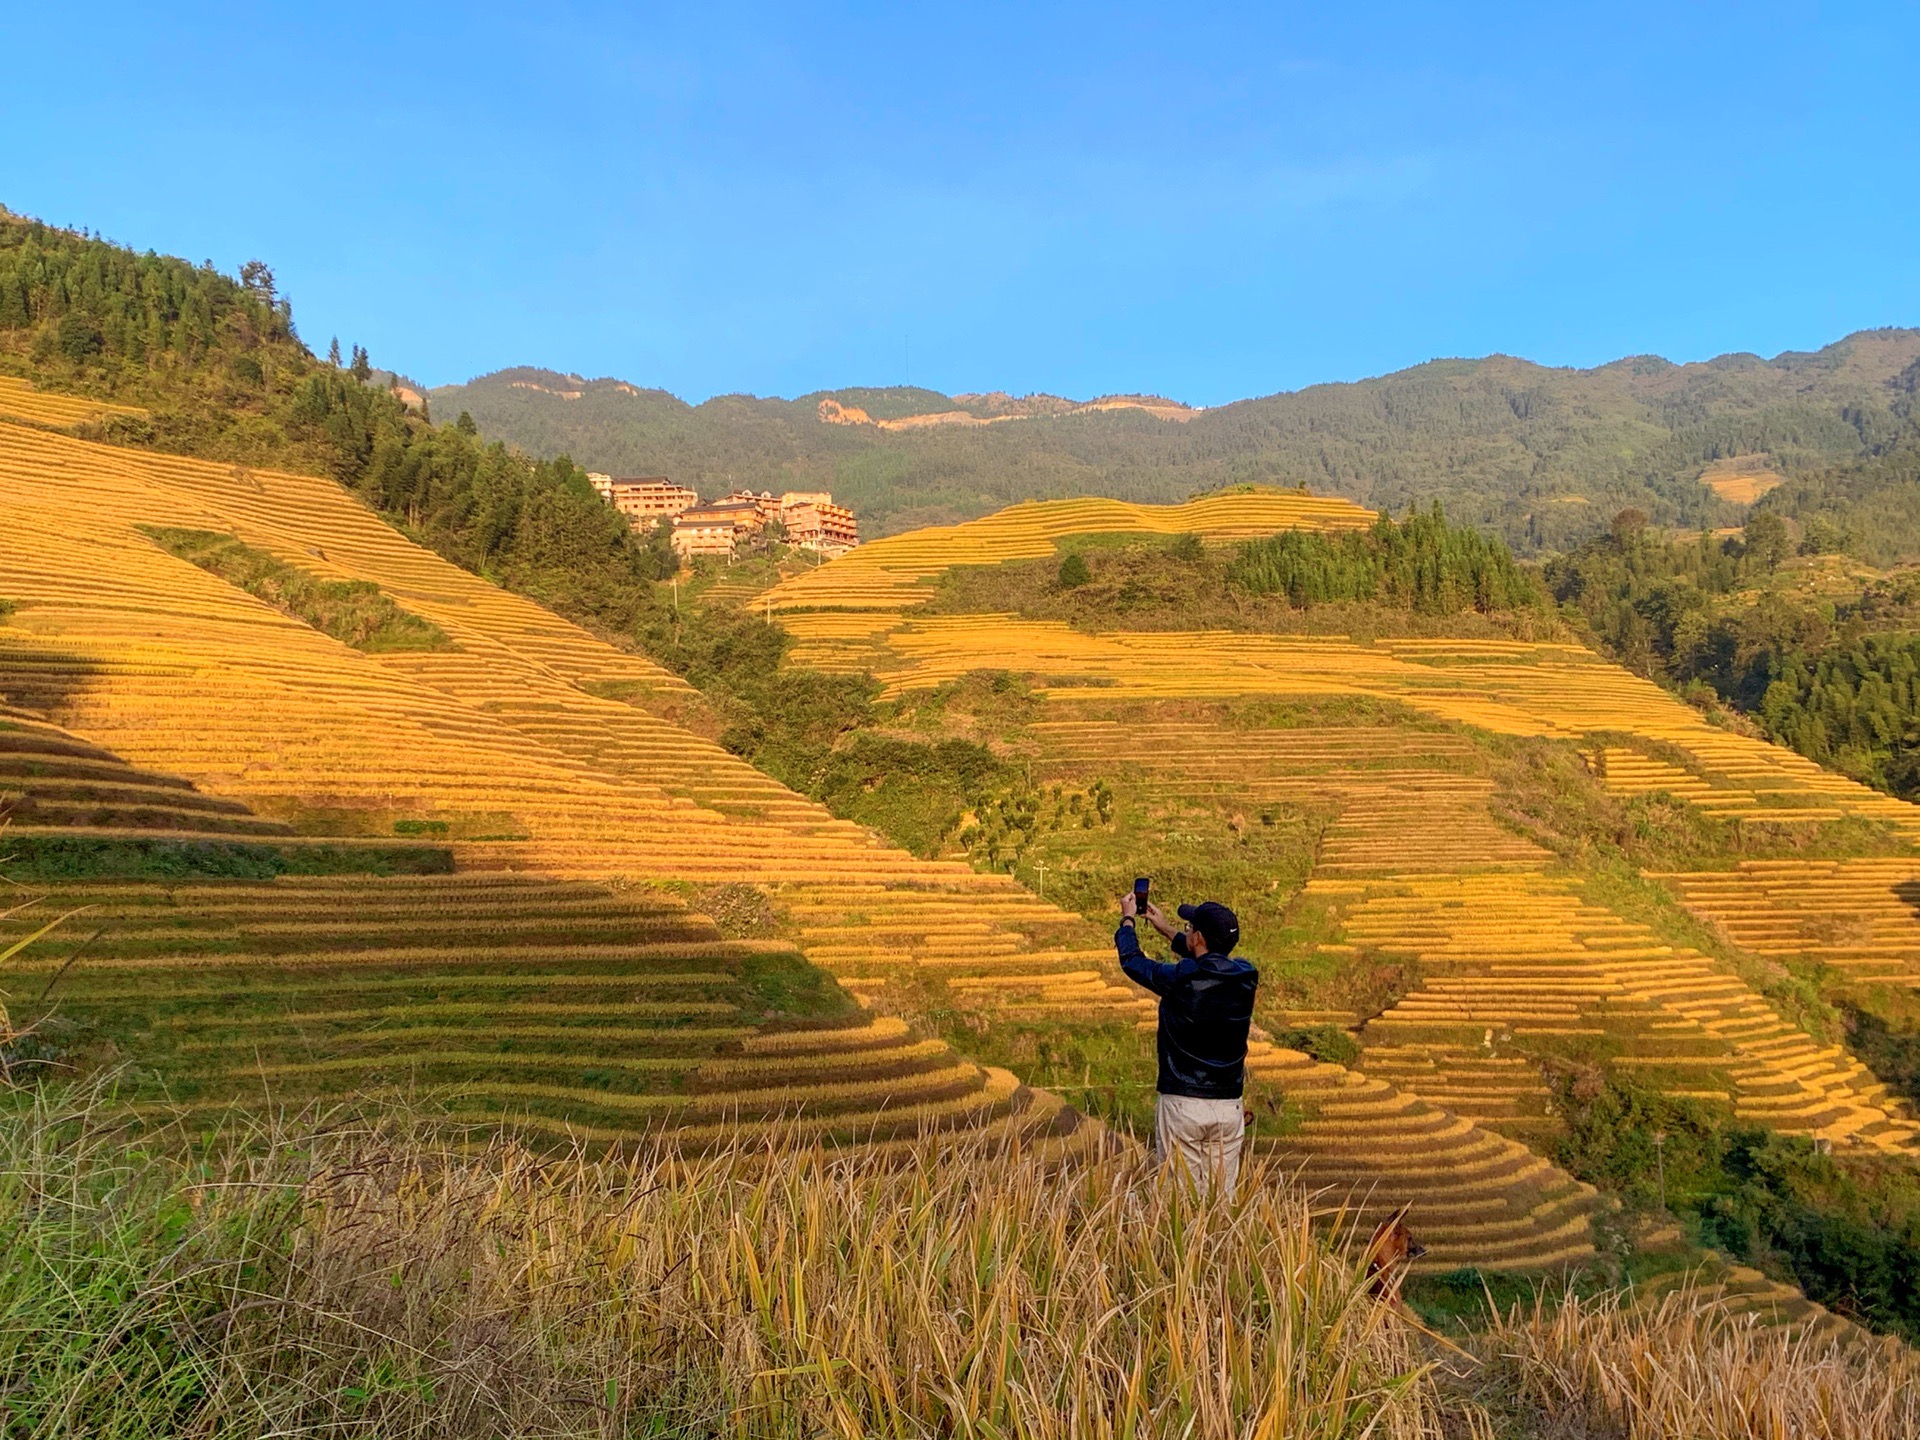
[8,1084,1920,1437]
[3,1084,1445,1439]
[1474,1285,1920,1439]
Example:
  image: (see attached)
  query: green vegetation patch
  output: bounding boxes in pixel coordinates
[1489,731,1906,873]
[1838,988,1920,1107]
[814,732,1023,859]
[1763,442,1920,569]
[735,948,861,1025]
[1546,511,1920,800]
[1,833,454,881]
[916,1016,1163,1136]
[1551,1071,1920,1343]
[921,520,1556,639]
[139,527,453,653]
[644,607,879,792]
[1227,505,1543,613]
[1268,1023,1361,1067]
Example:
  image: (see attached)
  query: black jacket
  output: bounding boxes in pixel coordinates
[1115,921,1259,1099]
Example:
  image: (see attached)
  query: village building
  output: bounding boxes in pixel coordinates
[609,480,861,563]
[781,498,860,555]
[719,489,784,527]
[669,498,768,560]
[586,474,699,530]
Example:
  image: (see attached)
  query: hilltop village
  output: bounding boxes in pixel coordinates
[586,472,860,561]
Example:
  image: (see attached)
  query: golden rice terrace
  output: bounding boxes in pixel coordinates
[5,394,1920,1281]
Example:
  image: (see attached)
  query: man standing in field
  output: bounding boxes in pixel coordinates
[1116,890,1259,1196]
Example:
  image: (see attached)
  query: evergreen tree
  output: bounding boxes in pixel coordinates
[238,260,276,301]
[1744,512,1790,570]
[1226,505,1541,614]
[327,336,341,367]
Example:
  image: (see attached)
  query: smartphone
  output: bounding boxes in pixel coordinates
[1133,877,1150,913]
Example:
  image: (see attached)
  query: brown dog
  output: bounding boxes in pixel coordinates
[1364,1204,1428,1306]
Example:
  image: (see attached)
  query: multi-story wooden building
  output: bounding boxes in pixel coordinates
[670,499,767,559]
[719,489,784,527]
[647,484,862,563]
[586,474,699,530]
[781,498,860,555]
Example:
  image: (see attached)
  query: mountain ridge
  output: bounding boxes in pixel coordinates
[430,328,1920,549]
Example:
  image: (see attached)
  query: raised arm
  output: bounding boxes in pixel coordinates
[1116,894,1179,997]
[1143,900,1180,943]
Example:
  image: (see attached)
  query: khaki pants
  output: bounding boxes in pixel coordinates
[1154,1093,1245,1198]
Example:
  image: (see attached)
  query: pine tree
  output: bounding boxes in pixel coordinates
[349,344,371,383]
[328,336,341,367]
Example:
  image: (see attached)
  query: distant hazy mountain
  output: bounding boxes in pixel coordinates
[432,331,1920,551]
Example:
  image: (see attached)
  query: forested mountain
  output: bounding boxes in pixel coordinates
[432,331,1920,552]
[0,207,669,636]
[1755,442,1920,567]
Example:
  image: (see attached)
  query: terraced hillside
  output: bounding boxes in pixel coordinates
[1659,860,1920,983]
[0,710,1081,1149]
[0,374,147,429]
[1,704,293,838]
[21,875,1077,1148]
[768,526,1920,1168]
[1019,705,1920,1148]
[784,614,1920,844]
[763,489,1377,614]
[0,415,1609,1271]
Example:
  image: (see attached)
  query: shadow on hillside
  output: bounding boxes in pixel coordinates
[0,645,101,724]
[1893,879,1920,923]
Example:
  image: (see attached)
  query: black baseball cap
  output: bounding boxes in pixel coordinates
[1177,901,1240,954]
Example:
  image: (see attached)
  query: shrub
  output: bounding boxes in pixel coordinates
[0,835,453,881]
[1272,1023,1361,1067]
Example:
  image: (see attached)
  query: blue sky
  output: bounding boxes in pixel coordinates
[4,3,1917,405]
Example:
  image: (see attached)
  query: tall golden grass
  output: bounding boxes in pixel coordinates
[5,1085,1441,1438]
[3,1081,1917,1438]
[1478,1285,1920,1439]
